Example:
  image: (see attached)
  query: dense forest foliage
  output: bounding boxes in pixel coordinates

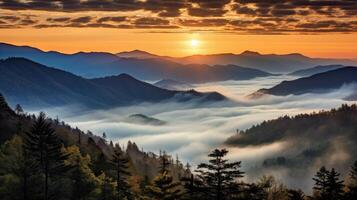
[226,104,357,176]
[1,93,357,200]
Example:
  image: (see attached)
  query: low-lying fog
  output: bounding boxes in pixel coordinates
[39,75,357,192]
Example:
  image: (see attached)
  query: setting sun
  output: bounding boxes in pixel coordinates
[190,39,199,48]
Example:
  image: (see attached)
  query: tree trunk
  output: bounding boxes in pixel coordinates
[117,163,120,200]
[45,162,48,200]
[23,174,27,200]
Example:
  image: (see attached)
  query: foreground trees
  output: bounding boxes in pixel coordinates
[24,112,71,200]
[111,145,133,200]
[195,149,244,200]
[312,167,344,200]
[145,152,183,200]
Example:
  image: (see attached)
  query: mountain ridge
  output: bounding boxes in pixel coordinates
[0,57,227,109]
[252,66,357,97]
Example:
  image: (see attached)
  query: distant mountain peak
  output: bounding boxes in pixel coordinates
[240,50,261,56]
[116,49,158,59]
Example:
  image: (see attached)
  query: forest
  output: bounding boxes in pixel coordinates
[0,93,357,200]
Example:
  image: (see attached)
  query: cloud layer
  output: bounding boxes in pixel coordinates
[1,0,357,33]
[30,75,357,192]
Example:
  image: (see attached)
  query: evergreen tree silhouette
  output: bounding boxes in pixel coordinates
[288,189,304,200]
[145,171,182,200]
[195,148,244,200]
[15,104,24,115]
[24,112,70,200]
[326,168,344,200]
[159,151,170,174]
[111,146,132,200]
[313,167,344,200]
[346,161,357,200]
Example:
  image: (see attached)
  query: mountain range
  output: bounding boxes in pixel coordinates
[154,79,193,90]
[117,49,357,73]
[288,64,345,77]
[0,58,226,109]
[253,67,357,97]
[3,42,357,81]
[0,42,273,83]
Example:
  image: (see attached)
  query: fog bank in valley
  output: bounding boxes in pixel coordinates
[33,75,357,192]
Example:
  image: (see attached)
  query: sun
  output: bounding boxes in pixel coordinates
[190,39,199,47]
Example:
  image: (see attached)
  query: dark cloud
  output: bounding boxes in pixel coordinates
[179,18,229,27]
[1,0,357,33]
[187,0,231,17]
[97,16,126,23]
[19,18,37,25]
[47,17,71,23]
[134,17,170,26]
[71,16,92,24]
[0,15,20,22]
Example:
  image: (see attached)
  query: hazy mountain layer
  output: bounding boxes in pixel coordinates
[0,58,226,109]
[0,43,273,83]
[289,64,345,77]
[254,67,357,97]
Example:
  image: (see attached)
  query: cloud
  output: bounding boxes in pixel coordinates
[46,17,71,23]
[71,16,92,24]
[97,16,126,23]
[28,75,357,193]
[2,0,357,33]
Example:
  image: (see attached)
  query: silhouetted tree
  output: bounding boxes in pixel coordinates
[195,149,244,200]
[313,167,344,200]
[288,189,304,200]
[111,146,132,200]
[181,173,206,199]
[15,104,24,115]
[346,161,357,200]
[145,171,182,200]
[24,112,71,200]
[159,151,170,174]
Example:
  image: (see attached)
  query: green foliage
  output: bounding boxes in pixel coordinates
[110,146,133,200]
[0,135,42,200]
[145,171,182,200]
[66,145,100,200]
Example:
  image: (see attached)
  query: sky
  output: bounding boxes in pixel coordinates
[1,0,357,58]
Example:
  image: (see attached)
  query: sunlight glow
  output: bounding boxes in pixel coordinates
[190,39,199,48]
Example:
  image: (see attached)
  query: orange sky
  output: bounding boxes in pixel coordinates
[1,28,357,59]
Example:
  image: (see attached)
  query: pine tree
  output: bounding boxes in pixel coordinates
[66,146,98,200]
[145,171,182,200]
[181,174,206,199]
[326,168,344,200]
[24,112,71,200]
[159,151,170,174]
[195,148,244,200]
[15,104,24,115]
[0,135,39,200]
[313,167,344,200]
[313,166,329,199]
[111,146,132,200]
[288,189,304,200]
[346,161,357,200]
[99,172,115,200]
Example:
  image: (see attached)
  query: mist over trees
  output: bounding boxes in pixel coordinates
[1,95,357,199]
